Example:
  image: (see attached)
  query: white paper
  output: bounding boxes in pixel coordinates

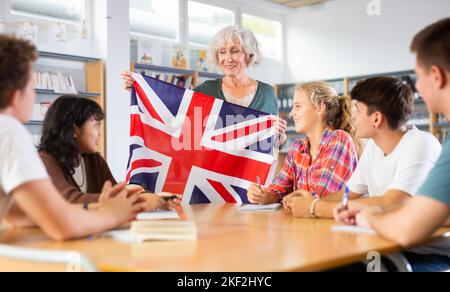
[240,203,282,212]
[104,229,139,244]
[331,225,377,235]
[136,210,180,221]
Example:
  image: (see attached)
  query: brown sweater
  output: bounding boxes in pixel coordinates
[39,152,117,204]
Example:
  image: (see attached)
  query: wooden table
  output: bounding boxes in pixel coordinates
[1,204,449,272]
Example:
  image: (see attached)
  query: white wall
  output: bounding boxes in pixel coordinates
[285,0,450,82]
[93,0,131,181]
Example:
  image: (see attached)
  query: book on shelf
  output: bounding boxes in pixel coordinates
[135,69,195,89]
[130,220,197,242]
[189,49,209,72]
[137,39,157,65]
[34,71,77,94]
[171,44,188,70]
[30,102,52,122]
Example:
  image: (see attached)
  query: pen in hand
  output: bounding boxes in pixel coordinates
[339,186,350,212]
[256,176,264,205]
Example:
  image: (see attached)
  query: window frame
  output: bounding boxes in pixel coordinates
[129,0,182,44]
[186,0,238,48]
[240,11,285,65]
[129,0,286,65]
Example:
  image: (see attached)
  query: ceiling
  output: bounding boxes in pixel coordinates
[266,0,328,9]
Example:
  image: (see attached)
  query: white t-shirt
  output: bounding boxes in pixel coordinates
[348,126,442,197]
[0,114,49,195]
[348,126,450,259]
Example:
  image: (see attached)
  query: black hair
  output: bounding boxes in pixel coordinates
[38,95,105,175]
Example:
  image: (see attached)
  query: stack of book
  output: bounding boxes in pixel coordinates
[34,71,78,94]
[130,220,197,242]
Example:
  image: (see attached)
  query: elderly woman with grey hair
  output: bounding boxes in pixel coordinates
[122,25,287,144]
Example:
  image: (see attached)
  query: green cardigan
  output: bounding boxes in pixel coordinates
[194,78,279,116]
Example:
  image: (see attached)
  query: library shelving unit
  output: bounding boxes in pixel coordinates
[347,70,449,142]
[28,51,106,157]
[275,70,450,146]
[131,63,222,90]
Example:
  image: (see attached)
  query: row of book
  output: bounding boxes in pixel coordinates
[136,70,195,90]
[34,71,78,94]
[30,102,52,122]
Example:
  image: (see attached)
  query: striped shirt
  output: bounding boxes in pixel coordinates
[269,129,358,199]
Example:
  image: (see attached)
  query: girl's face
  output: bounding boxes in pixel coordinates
[75,117,101,154]
[289,89,322,134]
[217,41,248,77]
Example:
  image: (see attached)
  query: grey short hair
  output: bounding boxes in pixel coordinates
[207,25,262,71]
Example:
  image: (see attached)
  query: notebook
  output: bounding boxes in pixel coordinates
[240,203,282,212]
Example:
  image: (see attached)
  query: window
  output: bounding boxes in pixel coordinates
[242,14,283,61]
[130,0,179,41]
[11,0,85,22]
[188,1,235,46]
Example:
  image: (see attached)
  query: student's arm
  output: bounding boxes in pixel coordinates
[7,180,143,241]
[248,143,298,204]
[313,191,362,218]
[361,196,450,248]
[354,189,411,206]
[284,189,362,219]
[315,190,408,219]
[445,216,450,227]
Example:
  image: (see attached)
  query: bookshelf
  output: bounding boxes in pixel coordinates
[347,70,449,142]
[275,70,450,145]
[29,51,106,157]
[131,63,222,90]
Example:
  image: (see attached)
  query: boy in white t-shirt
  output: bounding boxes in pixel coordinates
[0,35,144,241]
[284,77,441,218]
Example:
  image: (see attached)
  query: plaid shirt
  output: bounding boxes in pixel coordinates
[269,129,358,199]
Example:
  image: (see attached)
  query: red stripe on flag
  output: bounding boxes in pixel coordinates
[134,81,164,124]
[126,158,162,182]
[207,179,237,203]
[211,119,273,142]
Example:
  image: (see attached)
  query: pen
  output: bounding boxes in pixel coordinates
[340,186,350,212]
[161,195,179,202]
[256,176,264,205]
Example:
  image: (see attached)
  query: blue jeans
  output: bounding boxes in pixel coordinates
[403,252,450,272]
[329,252,450,272]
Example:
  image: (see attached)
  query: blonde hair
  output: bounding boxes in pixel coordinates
[297,81,360,154]
[207,25,262,71]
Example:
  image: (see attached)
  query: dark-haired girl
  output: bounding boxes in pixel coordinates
[39,96,178,211]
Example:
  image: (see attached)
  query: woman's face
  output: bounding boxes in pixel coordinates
[217,41,248,78]
[289,89,322,134]
[75,117,101,154]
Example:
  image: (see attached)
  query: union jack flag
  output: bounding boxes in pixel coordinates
[126,74,278,204]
